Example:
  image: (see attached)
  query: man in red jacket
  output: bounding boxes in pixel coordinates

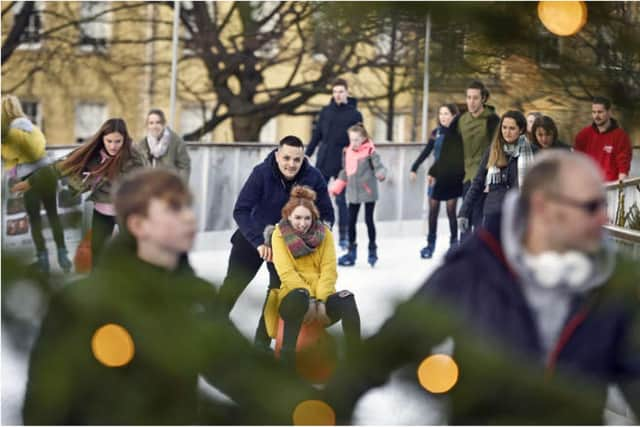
[574,96,632,182]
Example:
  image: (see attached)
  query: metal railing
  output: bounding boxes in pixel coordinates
[605,177,640,258]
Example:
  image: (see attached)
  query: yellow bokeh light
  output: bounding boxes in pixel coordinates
[417,354,459,394]
[91,323,135,367]
[538,1,588,37]
[292,400,335,425]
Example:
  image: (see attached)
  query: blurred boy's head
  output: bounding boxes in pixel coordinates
[114,169,197,256]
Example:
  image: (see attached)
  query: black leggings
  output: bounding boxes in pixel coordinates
[91,210,116,269]
[279,288,361,355]
[348,202,376,249]
[427,198,458,244]
[23,166,66,252]
[218,230,281,345]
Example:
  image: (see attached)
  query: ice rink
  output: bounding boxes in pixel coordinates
[2,219,636,424]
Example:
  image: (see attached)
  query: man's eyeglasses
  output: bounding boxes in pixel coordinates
[547,193,607,215]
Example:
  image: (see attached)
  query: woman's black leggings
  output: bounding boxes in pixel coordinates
[91,210,116,268]
[427,198,458,244]
[279,288,361,355]
[348,202,376,249]
[23,166,66,252]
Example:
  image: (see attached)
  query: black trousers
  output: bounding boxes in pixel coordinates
[460,180,484,240]
[324,173,348,241]
[219,230,281,343]
[23,166,66,252]
[348,202,376,249]
[279,288,361,355]
[92,210,116,269]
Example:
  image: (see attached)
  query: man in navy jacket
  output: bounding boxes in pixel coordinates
[305,78,363,248]
[218,135,334,348]
[328,150,639,424]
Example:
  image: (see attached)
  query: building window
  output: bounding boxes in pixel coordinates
[75,103,107,143]
[79,2,110,53]
[250,1,279,59]
[535,29,560,68]
[14,1,42,49]
[20,100,42,129]
[434,27,466,73]
[181,1,216,57]
[259,118,277,143]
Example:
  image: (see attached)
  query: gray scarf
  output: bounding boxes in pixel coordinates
[146,127,171,163]
[485,135,534,189]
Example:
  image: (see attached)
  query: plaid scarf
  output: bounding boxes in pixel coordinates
[486,135,535,189]
[277,219,325,258]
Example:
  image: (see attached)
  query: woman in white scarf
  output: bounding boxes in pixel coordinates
[139,109,191,182]
[458,110,537,234]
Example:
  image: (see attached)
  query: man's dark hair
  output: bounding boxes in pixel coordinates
[592,96,611,110]
[279,135,304,148]
[467,80,490,103]
[332,78,348,90]
[531,115,558,144]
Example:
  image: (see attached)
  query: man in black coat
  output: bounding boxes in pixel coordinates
[305,78,363,248]
[217,135,334,349]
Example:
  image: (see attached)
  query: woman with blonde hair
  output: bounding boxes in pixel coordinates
[137,109,191,181]
[12,118,146,267]
[264,185,361,369]
[2,95,71,273]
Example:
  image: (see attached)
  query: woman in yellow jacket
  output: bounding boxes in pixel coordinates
[264,185,360,368]
[2,95,71,273]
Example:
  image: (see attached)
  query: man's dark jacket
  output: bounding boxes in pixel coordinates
[305,97,363,178]
[327,216,640,424]
[233,149,334,248]
[23,235,316,425]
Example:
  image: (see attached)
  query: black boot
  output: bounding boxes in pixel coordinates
[420,234,436,259]
[57,247,72,273]
[31,250,50,274]
[368,244,378,267]
[338,244,357,266]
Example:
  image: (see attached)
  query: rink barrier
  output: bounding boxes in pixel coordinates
[2,144,639,254]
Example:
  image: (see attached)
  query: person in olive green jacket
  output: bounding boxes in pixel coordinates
[137,109,191,182]
[12,118,147,268]
[2,95,72,273]
[264,185,361,369]
[457,80,499,237]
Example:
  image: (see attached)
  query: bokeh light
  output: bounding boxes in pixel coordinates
[538,1,587,37]
[417,354,459,394]
[91,323,135,367]
[292,400,335,425]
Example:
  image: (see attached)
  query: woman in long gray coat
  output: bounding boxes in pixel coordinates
[329,123,387,267]
[138,109,191,182]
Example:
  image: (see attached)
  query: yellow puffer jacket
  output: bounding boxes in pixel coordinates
[264,224,337,338]
[1,118,46,171]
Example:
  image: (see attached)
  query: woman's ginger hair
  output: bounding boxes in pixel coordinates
[281,185,320,222]
[347,123,370,140]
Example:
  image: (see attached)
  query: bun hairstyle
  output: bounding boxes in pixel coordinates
[281,185,320,221]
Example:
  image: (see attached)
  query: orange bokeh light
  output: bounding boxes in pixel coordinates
[417,354,459,394]
[538,1,588,37]
[292,400,336,425]
[91,323,135,367]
